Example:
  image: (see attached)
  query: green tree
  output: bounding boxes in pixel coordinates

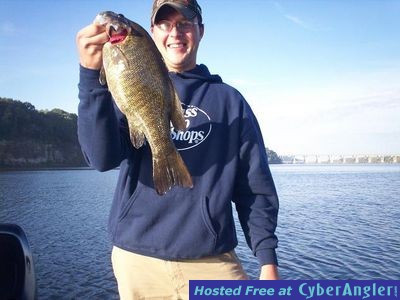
[266,148,282,164]
[0,98,86,168]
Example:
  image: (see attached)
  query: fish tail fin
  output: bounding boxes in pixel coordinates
[153,149,193,195]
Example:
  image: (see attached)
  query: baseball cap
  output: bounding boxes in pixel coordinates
[151,0,202,25]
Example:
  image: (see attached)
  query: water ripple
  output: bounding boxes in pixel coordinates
[1,165,399,298]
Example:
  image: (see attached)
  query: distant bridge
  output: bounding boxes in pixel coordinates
[279,154,400,164]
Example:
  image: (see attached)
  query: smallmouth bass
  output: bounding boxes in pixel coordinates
[94,11,193,195]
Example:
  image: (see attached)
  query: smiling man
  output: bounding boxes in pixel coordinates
[151,2,204,72]
[76,1,279,299]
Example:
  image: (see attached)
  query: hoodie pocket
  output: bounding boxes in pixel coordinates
[118,185,142,221]
[200,196,218,242]
[114,189,220,257]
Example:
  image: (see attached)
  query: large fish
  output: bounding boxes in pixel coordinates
[94,11,193,195]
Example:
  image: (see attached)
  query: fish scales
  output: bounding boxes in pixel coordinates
[94,11,193,194]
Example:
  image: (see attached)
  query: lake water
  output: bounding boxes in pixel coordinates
[1,164,399,298]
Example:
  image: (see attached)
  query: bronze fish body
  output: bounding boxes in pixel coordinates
[94,11,193,195]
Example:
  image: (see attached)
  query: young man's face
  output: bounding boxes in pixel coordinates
[151,6,204,73]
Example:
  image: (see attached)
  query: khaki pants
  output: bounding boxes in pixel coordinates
[111,246,248,300]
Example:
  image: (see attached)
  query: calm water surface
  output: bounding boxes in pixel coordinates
[1,164,399,298]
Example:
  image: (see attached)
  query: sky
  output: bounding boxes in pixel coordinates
[1,0,399,156]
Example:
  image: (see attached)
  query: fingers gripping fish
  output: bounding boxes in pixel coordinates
[94,11,193,195]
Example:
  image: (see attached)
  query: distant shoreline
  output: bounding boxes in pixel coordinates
[2,163,399,173]
[0,166,95,172]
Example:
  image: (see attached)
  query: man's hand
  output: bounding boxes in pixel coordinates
[259,264,279,280]
[76,24,109,70]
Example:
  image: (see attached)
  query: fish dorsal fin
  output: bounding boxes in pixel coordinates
[170,89,186,131]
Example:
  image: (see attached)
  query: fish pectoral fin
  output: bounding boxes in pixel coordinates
[99,66,107,85]
[170,91,187,131]
[128,123,146,149]
[152,149,193,195]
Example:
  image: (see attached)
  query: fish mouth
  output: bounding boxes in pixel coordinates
[107,26,129,44]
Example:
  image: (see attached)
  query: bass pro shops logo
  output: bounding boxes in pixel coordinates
[171,104,212,151]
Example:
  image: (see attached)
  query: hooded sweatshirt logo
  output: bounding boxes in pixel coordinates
[171,103,211,150]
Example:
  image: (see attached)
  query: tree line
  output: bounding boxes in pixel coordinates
[0,98,86,168]
[0,97,281,168]
[266,148,282,164]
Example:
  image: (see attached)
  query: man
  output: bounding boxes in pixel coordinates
[76,0,279,298]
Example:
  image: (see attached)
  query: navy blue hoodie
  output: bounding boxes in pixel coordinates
[78,64,279,266]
